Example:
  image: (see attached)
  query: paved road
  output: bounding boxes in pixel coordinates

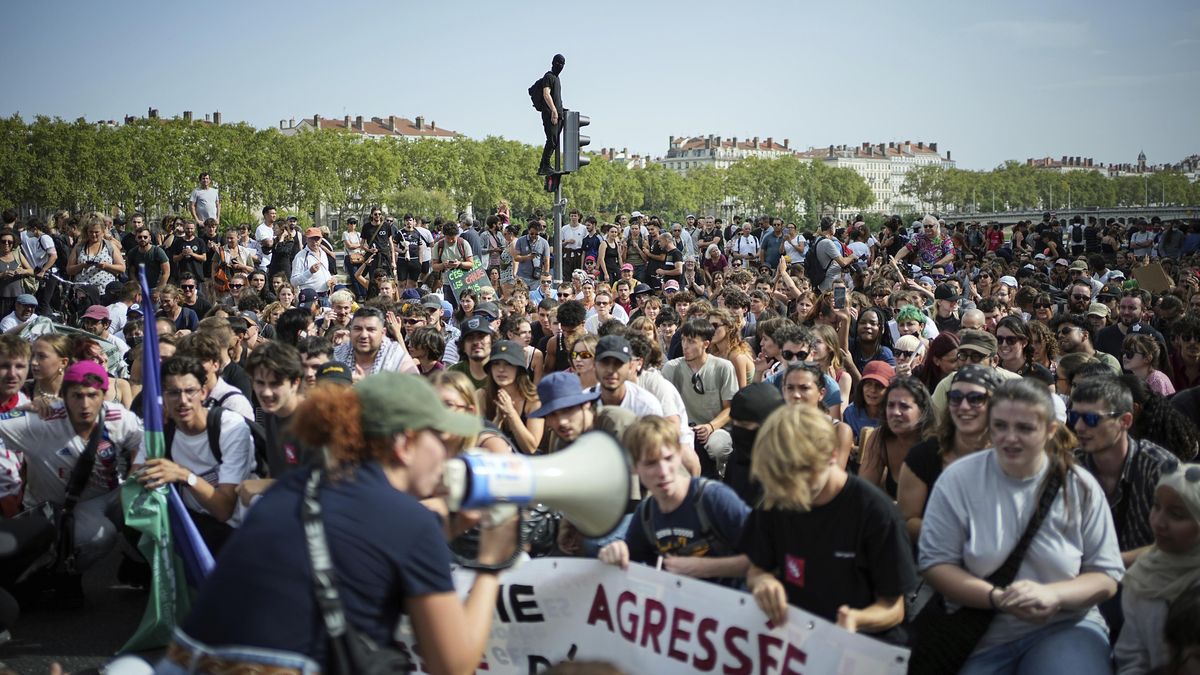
[0,552,160,674]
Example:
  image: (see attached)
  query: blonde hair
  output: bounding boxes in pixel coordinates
[428,370,479,415]
[622,416,680,465]
[751,404,835,511]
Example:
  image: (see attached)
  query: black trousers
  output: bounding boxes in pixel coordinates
[540,113,560,171]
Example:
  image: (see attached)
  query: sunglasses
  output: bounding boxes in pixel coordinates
[572,351,594,360]
[181,285,197,291]
[229,283,244,290]
[895,349,916,359]
[948,390,990,407]
[1035,303,1053,309]
[781,350,809,362]
[1067,410,1122,428]
[691,371,706,395]
[956,351,987,363]
[1071,294,1091,301]
[996,335,1023,346]
[1123,350,1145,359]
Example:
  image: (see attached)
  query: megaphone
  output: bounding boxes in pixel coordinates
[443,431,631,538]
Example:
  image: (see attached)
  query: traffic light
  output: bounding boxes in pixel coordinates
[544,172,560,193]
[563,110,590,173]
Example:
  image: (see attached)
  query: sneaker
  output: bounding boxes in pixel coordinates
[536,165,553,176]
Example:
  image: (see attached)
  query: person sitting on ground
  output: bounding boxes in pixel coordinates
[598,415,751,587]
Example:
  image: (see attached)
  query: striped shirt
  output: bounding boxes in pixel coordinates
[1076,437,1175,551]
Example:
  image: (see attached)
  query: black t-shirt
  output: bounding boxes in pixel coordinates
[738,475,917,645]
[184,295,212,319]
[168,236,207,282]
[366,224,395,257]
[934,313,961,334]
[903,438,943,512]
[653,248,682,289]
[264,412,319,477]
[542,71,562,113]
[183,464,454,662]
[127,245,170,288]
[394,228,423,260]
[202,233,221,278]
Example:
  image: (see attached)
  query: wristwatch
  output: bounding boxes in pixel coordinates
[186,472,198,488]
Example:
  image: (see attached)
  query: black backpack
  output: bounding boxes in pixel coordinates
[49,233,72,273]
[804,236,831,287]
[165,402,270,479]
[639,478,734,557]
[528,76,546,112]
[1071,224,1084,243]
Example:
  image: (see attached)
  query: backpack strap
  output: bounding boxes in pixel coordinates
[692,477,733,553]
[206,406,225,465]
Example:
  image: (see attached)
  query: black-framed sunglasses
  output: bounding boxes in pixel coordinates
[948,390,990,407]
[229,283,245,290]
[895,349,916,359]
[996,335,1023,346]
[956,351,987,363]
[691,371,705,395]
[780,349,809,362]
[1122,350,1145,359]
[1067,410,1122,428]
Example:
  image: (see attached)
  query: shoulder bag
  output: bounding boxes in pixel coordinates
[908,469,1064,675]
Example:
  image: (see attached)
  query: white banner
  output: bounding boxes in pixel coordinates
[395,558,910,675]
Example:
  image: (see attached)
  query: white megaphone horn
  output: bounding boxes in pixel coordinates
[443,431,631,538]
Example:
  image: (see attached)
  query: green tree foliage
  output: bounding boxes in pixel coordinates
[0,113,1193,228]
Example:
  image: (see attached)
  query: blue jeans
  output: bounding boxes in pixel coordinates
[959,618,1111,675]
[154,628,322,674]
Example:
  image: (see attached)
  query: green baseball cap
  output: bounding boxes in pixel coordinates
[356,373,481,439]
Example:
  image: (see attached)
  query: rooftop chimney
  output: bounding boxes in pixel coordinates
[622,147,628,156]
[387,115,397,132]
[828,144,835,156]
[313,114,320,126]
[783,138,789,149]
[344,115,351,128]
[862,142,870,151]
[430,120,436,130]
[213,112,222,126]
[669,135,675,146]
[753,136,759,148]
[148,108,158,119]
[415,116,425,130]
[732,137,738,147]
[204,113,211,123]
[917,141,925,150]
[183,111,193,122]
[930,142,937,152]
[289,117,294,128]
[280,119,286,130]
[766,137,773,148]
[355,115,364,131]
[946,151,952,161]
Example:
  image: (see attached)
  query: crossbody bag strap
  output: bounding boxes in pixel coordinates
[301,469,351,641]
[986,468,1064,587]
[63,411,107,513]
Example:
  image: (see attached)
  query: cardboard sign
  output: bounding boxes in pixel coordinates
[1132,263,1172,293]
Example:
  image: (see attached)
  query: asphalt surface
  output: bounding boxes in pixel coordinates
[0,552,161,674]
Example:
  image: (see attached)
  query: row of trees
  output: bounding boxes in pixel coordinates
[900,162,1200,214]
[0,114,1193,231]
[0,114,877,228]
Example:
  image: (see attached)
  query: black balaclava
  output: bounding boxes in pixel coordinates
[551,54,565,75]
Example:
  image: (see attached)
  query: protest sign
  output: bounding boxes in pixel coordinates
[395,558,909,675]
[1132,262,1172,293]
[446,255,488,300]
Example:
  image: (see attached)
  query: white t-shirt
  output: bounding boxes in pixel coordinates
[583,304,630,334]
[416,227,434,263]
[638,368,693,448]
[133,409,254,518]
[206,378,254,420]
[108,302,131,335]
[731,235,759,259]
[21,230,55,270]
[561,223,587,251]
[586,381,663,419]
[0,310,34,333]
[254,223,275,243]
[190,187,220,222]
[0,401,143,506]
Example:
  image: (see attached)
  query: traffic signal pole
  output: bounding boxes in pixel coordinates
[546,109,589,283]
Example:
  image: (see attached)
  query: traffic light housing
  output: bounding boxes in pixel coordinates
[563,110,590,173]
[544,173,560,193]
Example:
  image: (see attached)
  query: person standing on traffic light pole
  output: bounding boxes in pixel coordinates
[537,54,565,176]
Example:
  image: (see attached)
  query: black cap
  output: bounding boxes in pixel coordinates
[460,316,493,336]
[934,284,960,301]
[487,340,526,369]
[474,301,501,320]
[595,335,632,363]
[731,383,784,424]
[315,361,352,384]
[633,283,652,296]
[347,217,358,224]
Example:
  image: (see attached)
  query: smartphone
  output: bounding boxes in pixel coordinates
[834,286,847,309]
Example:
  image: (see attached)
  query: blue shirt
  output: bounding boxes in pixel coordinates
[760,230,784,268]
[183,463,454,660]
[843,403,881,440]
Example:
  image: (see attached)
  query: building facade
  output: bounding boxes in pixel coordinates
[658,135,794,174]
[799,141,956,212]
[278,114,459,140]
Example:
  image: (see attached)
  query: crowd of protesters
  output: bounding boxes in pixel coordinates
[0,173,1199,675]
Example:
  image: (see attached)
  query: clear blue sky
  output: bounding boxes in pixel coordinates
[2,0,1196,170]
